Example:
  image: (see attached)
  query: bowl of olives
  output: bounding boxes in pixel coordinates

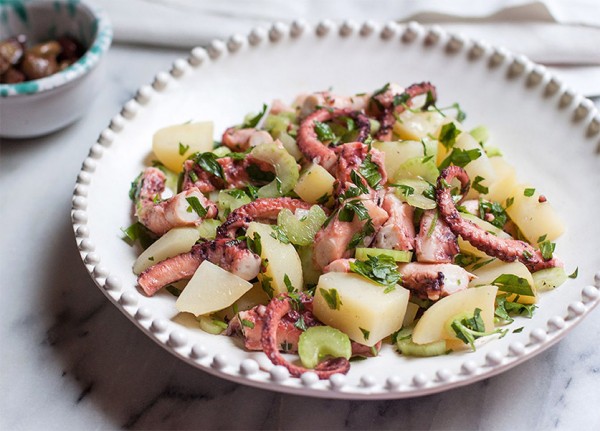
[0,0,112,138]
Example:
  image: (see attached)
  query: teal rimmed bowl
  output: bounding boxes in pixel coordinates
[0,0,112,138]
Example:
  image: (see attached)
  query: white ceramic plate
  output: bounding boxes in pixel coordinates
[71,21,600,399]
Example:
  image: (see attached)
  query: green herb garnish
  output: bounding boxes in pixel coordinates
[320,288,343,310]
[349,254,401,287]
[185,196,208,217]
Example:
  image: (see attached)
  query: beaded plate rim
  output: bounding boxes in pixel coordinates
[71,20,600,399]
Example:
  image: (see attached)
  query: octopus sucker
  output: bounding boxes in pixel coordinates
[398,262,471,300]
[217,197,315,238]
[260,294,350,379]
[138,239,261,296]
[369,82,437,141]
[435,166,562,272]
[135,167,217,236]
[297,108,371,172]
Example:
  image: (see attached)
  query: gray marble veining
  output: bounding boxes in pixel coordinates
[1,45,599,431]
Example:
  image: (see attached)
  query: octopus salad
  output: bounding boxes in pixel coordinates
[125,82,574,379]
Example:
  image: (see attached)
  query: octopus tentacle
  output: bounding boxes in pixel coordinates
[435,166,562,272]
[135,167,217,236]
[137,239,261,296]
[181,156,274,193]
[261,294,350,379]
[333,142,388,197]
[216,197,315,238]
[371,82,437,141]
[297,108,371,172]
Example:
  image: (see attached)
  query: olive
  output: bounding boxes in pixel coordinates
[0,67,25,84]
[57,36,84,62]
[21,53,58,80]
[29,41,62,59]
[0,37,25,65]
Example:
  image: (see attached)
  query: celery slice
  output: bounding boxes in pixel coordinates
[217,190,251,219]
[532,267,567,292]
[469,125,489,144]
[395,156,440,184]
[212,146,231,157]
[397,338,447,357]
[298,245,322,287]
[393,178,436,210]
[277,205,327,246]
[197,315,228,335]
[298,326,352,369]
[195,219,221,239]
[250,143,299,198]
[355,247,413,263]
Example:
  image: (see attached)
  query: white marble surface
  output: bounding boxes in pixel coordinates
[1,43,600,431]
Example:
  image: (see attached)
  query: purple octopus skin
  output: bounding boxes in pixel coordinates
[261,293,351,379]
[435,166,562,272]
[138,239,261,296]
[415,209,459,263]
[297,108,371,172]
[369,82,437,141]
[216,197,315,239]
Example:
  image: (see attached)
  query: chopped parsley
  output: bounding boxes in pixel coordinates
[450,308,507,350]
[246,164,276,183]
[360,327,370,341]
[523,188,536,197]
[270,225,290,244]
[339,200,370,222]
[121,222,156,249]
[294,316,307,331]
[246,232,262,255]
[319,287,343,310]
[539,240,556,260]
[178,142,190,155]
[568,267,579,279]
[479,200,508,229]
[438,123,460,149]
[438,147,482,170]
[185,196,208,217]
[241,319,255,329]
[505,196,514,208]
[241,103,268,128]
[491,274,534,296]
[314,120,337,143]
[349,254,401,287]
[472,176,489,194]
[358,154,383,189]
[165,285,181,297]
[195,152,225,180]
[283,274,294,293]
[348,219,375,249]
[261,274,274,298]
[494,294,537,323]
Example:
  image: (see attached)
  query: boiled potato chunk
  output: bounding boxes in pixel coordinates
[505,184,565,243]
[457,213,512,258]
[483,157,517,204]
[216,282,270,320]
[153,121,214,172]
[373,140,424,179]
[469,259,536,304]
[412,285,497,345]
[313,272,409,346]
[246,222,303,296]
[293,163,335,204]
[175,260,253,316]
[393,110,446,141]
[133,227,200,275]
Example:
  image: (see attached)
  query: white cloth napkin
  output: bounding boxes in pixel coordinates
[91,0,600,96]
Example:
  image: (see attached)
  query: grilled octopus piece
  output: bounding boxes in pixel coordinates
[297,108,371,172]
[435,166,562,272]
[181,156,274,194]
[216,197,315,238]
[369,82,437,141]
[261,294,350,379]
[134,167,217,236]
[415,209,459,263]
[137,239,261,296]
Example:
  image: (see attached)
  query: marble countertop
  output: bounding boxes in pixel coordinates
[1,43,599,431]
